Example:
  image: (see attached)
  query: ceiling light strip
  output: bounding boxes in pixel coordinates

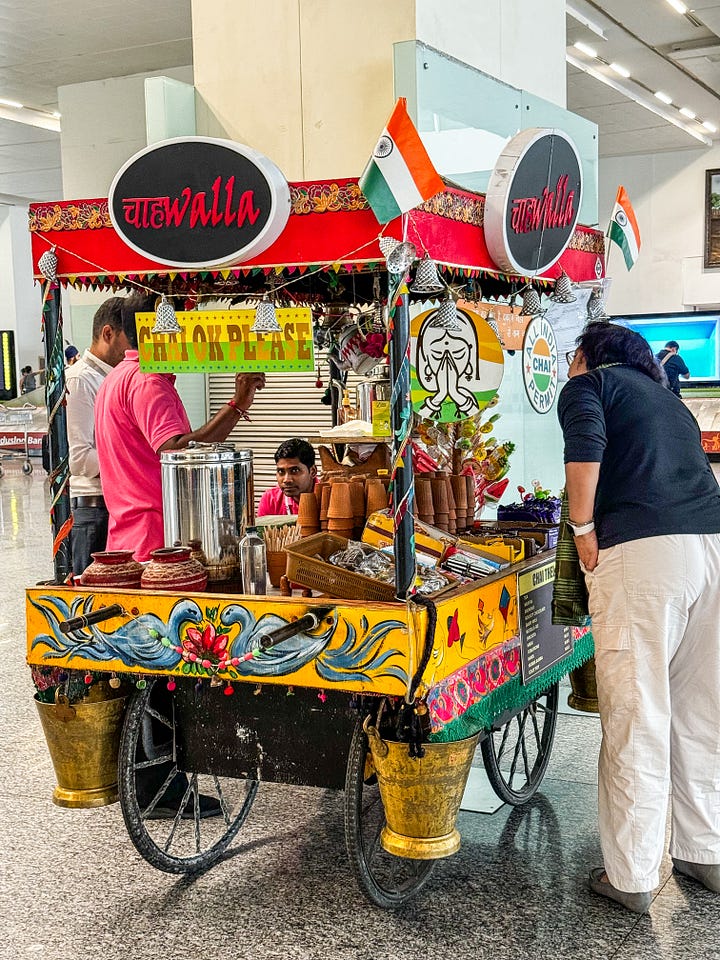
[566,53,712,146]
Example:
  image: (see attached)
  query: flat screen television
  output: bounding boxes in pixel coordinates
[612,311,719,382]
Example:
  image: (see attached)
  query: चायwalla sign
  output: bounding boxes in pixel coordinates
[485,128,582,277]
[109,137,291,269]
[522,315,558,414]
[136,309,314,374]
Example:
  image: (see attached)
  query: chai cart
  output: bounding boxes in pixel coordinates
[25,146,600,907]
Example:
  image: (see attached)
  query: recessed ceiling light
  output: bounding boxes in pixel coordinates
[609,63,631,78]
[703,120,718,133]
[679,106,696,119]
[574,41,598,58]
[0,97,23,109]
[655,91,673,104]
[666,0,688,13]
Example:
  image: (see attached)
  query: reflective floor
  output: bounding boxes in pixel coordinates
[2,466,718,960]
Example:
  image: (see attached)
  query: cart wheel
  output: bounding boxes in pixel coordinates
[344,719,435,908]
[481,682,559,805]
[22,461,33,475]
[118,678,258,874]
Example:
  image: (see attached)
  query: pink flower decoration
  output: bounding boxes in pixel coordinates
[183,623,230,662]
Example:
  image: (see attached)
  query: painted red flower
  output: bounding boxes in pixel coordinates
[183,623,229,661]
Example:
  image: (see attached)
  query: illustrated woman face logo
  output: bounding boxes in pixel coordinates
[416,309,480,419]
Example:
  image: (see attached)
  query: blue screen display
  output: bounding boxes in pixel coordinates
[614,315,718,380]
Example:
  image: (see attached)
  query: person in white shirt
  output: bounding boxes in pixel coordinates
[66,297,130,575]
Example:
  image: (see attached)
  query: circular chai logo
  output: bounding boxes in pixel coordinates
[108,136,291,269]
[522,315,558,414]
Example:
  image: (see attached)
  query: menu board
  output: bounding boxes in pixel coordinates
[517,558,573,683]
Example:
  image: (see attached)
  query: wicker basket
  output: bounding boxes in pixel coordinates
[284,532,396,602]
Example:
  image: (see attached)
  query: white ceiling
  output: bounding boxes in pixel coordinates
[1,0,719,202]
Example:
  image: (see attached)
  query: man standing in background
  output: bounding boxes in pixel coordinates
[66,297,130,576]
[656,340,690,397]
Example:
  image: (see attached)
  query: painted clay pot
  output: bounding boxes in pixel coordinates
[141,547,208,593]
[80,551,143,589]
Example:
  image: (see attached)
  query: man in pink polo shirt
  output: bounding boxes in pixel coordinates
[257,438,318,517]
[96,294,265,561]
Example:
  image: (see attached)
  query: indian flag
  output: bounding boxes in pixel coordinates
[360,98,444,224]
[607,186,641,270]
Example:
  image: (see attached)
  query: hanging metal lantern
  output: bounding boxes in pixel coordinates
[519,286,545,317]
[586,287,608,321]
[434,297,462,331]
[251,298,282,333]
[386,240,418,274]
[38,246,58,282]
[410,256,446,294]
[151,295,182,334]
[550,270,576,303]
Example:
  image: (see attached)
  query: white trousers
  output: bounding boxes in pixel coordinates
[585,534,720,892]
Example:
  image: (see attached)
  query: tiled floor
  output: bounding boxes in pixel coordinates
[2,466,719,960]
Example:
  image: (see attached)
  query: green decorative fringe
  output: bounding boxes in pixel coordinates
[429,631,595,743]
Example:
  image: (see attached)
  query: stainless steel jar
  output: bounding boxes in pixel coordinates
[160,443,254,582]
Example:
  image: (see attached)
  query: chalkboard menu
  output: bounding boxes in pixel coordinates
[518,558,573,683]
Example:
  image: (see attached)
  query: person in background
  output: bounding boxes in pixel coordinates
[656,340,690,397]
[95,293,265,561]
[65,345,80,366]
[257,438,318,517]
[559,321,720,914]
[66,297,130,576]
[19,366,37,394]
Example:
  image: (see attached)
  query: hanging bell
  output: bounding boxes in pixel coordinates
[586,287,608,321]
[251,298,282,333]
[151,295,182,334]
[378,235,400,259]
[434,297,462,331]
[550,270,576,304]
[410,256,446,294]
[485,309,501,340]
[519,286,545,317]
[38,246,58,282]
[386,240,418,275]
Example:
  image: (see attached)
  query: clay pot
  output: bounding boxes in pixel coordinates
[327,519,354,540]
[414,478,434,524]
[267,550,288,588]
[314,481,325,514]
[365,478,388,517]
[451,476,468,531]
[431,478,449,517]
[141,547,208,593]
[80,551,143,589]
[320,484,332,530]
[327,481,353,521]
[298,492,320,530]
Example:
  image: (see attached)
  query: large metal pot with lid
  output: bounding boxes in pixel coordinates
[356,365,391,423]
[160,443,254,582]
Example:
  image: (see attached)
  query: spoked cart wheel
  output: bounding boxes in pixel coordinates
[480,682,559,805]
[118,678,258,873]
[344,717,435,908]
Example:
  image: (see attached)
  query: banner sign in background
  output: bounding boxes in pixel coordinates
[518,558,573,682]
[136,309,315,373]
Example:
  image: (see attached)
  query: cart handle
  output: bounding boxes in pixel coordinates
[59,603,124,634]
[234,604,336,664]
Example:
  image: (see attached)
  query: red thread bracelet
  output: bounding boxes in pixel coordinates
[227,398,251,421]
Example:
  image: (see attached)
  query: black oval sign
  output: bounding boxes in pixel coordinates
[485,128,582,277]
[108,137,291,269]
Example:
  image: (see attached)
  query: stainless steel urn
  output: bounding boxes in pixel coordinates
[160,443,254,582]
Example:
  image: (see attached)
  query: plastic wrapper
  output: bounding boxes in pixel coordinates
[328,540,453,594]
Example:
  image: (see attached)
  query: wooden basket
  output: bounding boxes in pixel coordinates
[284,532,396,602]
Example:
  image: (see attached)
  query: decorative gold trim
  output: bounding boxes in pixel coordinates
[29,202,111,233]
[568,230,605,255]
[290,182,368,215]
[418,191,485,226]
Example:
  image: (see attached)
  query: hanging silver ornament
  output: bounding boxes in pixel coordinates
[38,246,58,282]
[378,236,400,259]
[410,255,446,294]
[151,295,182,334]
[586,287,608,321]
[519,286,545,317]
[434,297,462,331]
[550,270,576,304]
[386,240,418,274]
[251,298,282,333]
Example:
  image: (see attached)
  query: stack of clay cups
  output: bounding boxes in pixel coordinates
[365,477,389,518]
[444,475,457,535]
[320,483,332,531]
[327,481,354,540]
[451,475,468,532]
[349,479,367,539]
[297,492,320,538]
[415,476,434,526]
[430,477,449,532]
[465,474,476,528]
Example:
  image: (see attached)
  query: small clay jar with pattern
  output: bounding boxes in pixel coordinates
[80,550,143,589]
[141,547,208,593]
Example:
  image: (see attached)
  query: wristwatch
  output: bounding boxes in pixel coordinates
[567,518,595,536]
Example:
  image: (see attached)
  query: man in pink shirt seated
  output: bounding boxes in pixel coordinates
[96,293,265,561]
[257,438,318,516]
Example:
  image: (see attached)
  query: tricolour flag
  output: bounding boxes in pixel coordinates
[359,98,444,224]
[607,186,641,270]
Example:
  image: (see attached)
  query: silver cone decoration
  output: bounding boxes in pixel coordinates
[519,286,545,317]
[410,255,446,294]
[386,240,418,274]
[550,270,576,303]
[151,295,182,334]
[251,298,282,333]
[586,287,608,321]
[434,297,462,331]
[38,246,58,282]
[378,235,400,259]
